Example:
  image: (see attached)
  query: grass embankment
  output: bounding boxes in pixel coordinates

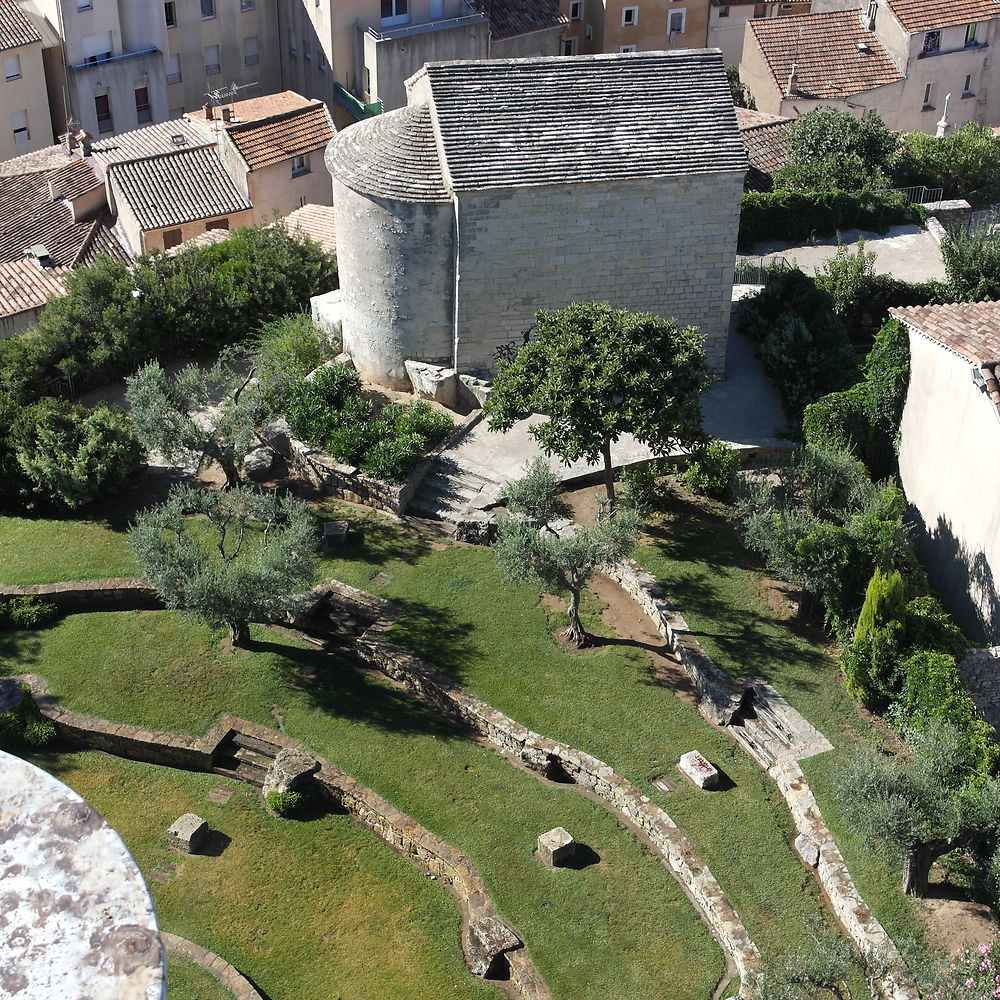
[5,608,722,1000]
[34,752,494,1000]
[633,487,927,947]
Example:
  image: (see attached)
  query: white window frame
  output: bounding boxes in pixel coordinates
[667,7,685,35]
[243,36,258,66]
[621,6,637,25]
[619,43,636,51]
[718,5,730,16]
[963,73,974,96]
[922,81,934,108]
[569,0,583,19]
[4,54,21,81]
[561,36,577,55]
[380,0,408,26]
[291,153,309,176]
[200,0,215,20]
[166,52,181,83]
[966,22,979,46]
[164,1,176,26]
[204,44,220,75]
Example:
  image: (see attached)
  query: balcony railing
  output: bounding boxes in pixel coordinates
[364,10,486,42]
[332,81,382,119]
[69,46,159,72]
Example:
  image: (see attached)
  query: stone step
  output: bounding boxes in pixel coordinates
[408,495,466,523]
[727,718,778,769]
[421,472,483,502]
[231,731,281,756]
[234,745,276,770]
[212,760,266,785]
[433,456,503,488]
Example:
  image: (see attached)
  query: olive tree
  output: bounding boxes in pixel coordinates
[484,303,712,510]
[493,501,640,648]
[128,483,317,647]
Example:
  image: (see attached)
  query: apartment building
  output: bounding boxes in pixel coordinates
[30,0,278,139]
[560,0,710,55]
[742,0,1000,131]
[0,0,62,158]
[706,0,808,66]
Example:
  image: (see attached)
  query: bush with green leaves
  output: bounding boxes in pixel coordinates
[941,212,1000,302]
[0,686,56,751]
[505,457,571,527]
[738,189,921,246]
[893,121,1000,199]
[682,439,739,498]
[0,225,337,408]
[281,365,452,483]
[253,313,334,412]
[617,463,660,514]
[265,790,307,816]
[0,596,59,630]
[11,399,142,511]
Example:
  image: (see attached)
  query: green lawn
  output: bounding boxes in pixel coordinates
[6,612,722,1000]
[632,486,928,948]
[34,752,495,1000]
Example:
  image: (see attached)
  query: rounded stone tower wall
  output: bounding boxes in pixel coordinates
[326,105,455,389]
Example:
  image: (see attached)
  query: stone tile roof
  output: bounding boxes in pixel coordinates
[469,0,567,38]
[328,103,450,203]
[0,158,125,267]
[735,107,791,192]
[891,301,1000,418]
[224,102,334,171]
[886,0,1000,32]
[107,146,252,230]
[0,144,80,176]
[414,51,747,190]
[90,120,212,170]
[282,203,336,253]
[748,10,904,101]
[0,0,41,51]
[0,257,69,317]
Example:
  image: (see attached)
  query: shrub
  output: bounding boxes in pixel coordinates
[619,462,661,512]
[0,596,59,630]
[683,440,739,498]
[254,313,333,396]
[941,213,1000,301]
[902,595,969,658]
[893,121,1000,199]
[390,400,453,445]
[738,189,921,247]
[264,790,306,816]
[362,433,425,483]
[0,686,56,751]
[12,399,143,510]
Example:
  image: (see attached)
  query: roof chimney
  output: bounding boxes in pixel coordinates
[63,130,78,154]
[203,101,214,120]
[786,63,798,97]
[76,129,92,157]
[221,106,232,123]
[26,245,55,269]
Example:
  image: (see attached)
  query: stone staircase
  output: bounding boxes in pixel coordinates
[212,730,281,785]
[408,455,505,529]
[727,682,833,768]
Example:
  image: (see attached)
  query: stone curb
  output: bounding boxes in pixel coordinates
[16,675,548,1000]
[0,578,162,614]
[161,932,264,1000]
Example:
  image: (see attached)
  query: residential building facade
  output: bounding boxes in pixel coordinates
[560,0,711,55]
[742,0,1000,131]
[706,0,808,67]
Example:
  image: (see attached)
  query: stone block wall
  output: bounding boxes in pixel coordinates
[453,172,745,376]
[0,579,162,614]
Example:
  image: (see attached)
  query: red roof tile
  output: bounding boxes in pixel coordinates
[470,0,567,38]
[281,203,336,254]
[748,9,904,101]
[891,301,1000,363]
[735,108,792,191]
[0,258,68,319]
[226,103,334,171]
[0,0,41,52]
[886,0,1000,33]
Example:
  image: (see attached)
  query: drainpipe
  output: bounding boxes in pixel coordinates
[451,191,461,373]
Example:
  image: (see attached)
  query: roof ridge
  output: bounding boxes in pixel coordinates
[103,141,218,170]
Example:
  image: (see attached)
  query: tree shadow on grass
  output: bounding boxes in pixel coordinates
[310,502,429,570]
[255,639,466,740]
[384,601,480,687]
[0,630,42,673]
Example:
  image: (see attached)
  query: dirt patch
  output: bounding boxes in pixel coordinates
[923,897,997,954]
[754,574,800,621]
[588,572,698,704]
[563,484,606,527]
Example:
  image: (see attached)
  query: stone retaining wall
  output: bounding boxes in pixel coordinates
[161,932,265,1000]
[601,563,919,1000]
[356,636,760,991]
[0,578,162,614]
[17,677,547,1000]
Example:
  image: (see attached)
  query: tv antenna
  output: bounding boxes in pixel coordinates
[204,80,258,108]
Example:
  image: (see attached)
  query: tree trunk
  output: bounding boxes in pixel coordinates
[902,840,946,896]
[602,438,615,513]
[564,588,590,648]
[228,619,251,648]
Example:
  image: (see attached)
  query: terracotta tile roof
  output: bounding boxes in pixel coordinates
[107,146,252,231]
[0,158,125,267]
[891,301,1000,418]
[165,227,233,256]
[748,9,905,101]
[0,258,69,318]
[0,0,41,51]
[735,107,791,191]
[885,0,1000,32]
[469,0,567,38]
[223,102,335,171]
[414,51,747,190]
[281,203,336,253]
[187,91,313,125]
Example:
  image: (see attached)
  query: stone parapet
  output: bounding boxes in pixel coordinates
[161,932,265,1000]
[0,578,162,614]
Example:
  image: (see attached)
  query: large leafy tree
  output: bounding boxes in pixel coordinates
[836,720,1000,898]
[484,303,712,508]
[126,358,262,488]
[128,483,317,647]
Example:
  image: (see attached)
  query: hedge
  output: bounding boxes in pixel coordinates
[739,189,924,246]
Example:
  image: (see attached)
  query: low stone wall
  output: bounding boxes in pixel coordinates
[17,677,547,1000]
[161,933,265,1000]
[357,636,760,991]
[602,559,750,724]
[0,578,162,614]
[601,562,919,1000]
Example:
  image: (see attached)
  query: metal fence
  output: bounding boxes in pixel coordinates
[734,255,792,286]
[873,185,944,205]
